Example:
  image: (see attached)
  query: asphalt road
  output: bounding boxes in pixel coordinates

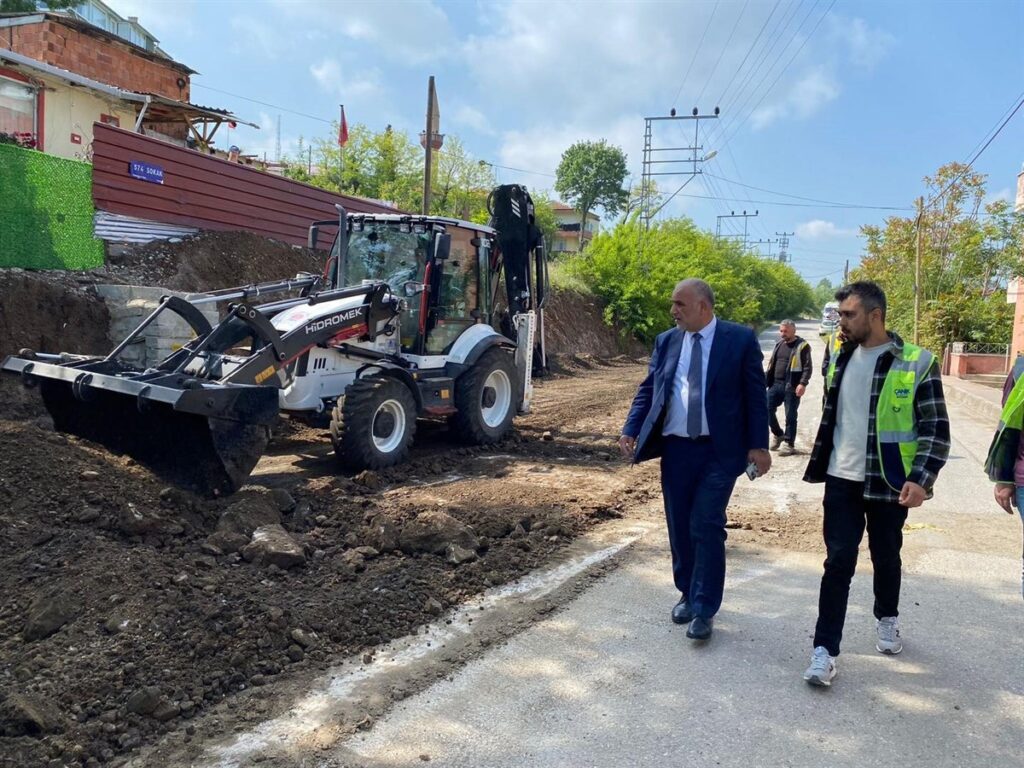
[331,320,1024,768]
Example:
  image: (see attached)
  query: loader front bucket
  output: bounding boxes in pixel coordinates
[5,357,278,496]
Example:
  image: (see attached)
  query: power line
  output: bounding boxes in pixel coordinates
[484,162,556,179]
[703,172,913,210]
[671,191,908,210]
[695,0,750,108]
[671,2,719,108]
[716,0,782,106]
[703,0,808,148]
[718,0,837,151]
[926,91,1024,211]
[191,83,332,124]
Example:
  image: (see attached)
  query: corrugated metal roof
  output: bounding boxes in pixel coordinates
[94,211,198,243]
[0,49,254,126]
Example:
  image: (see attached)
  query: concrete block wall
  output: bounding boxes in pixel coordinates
[96,284,217,369]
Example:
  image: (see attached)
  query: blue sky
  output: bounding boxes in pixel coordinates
[106,0,1024,285]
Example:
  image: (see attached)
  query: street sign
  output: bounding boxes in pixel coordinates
[129,161,164,184]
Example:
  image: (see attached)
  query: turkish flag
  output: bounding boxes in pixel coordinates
[338,105,349,147]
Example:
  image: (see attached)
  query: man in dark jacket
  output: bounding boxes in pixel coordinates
[618,279,771,642]
[765,320,812,456]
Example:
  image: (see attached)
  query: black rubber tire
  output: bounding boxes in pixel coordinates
[450,347,518,445]
[331,376,417,470]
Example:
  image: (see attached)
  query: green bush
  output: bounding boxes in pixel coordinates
[569,218,813,344]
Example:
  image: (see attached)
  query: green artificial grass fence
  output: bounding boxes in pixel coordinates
[0,143,104,270]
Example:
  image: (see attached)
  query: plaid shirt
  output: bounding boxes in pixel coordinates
[803,331,951,501]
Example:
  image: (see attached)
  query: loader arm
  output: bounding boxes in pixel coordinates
[487,184,549,411]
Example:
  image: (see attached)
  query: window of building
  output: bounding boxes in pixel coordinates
[0,76,37,139]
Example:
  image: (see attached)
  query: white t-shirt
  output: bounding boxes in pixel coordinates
[827,342,893,482]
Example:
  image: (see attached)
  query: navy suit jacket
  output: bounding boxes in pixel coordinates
[622,319,769,477]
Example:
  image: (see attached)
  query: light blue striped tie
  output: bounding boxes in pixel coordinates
[687,332,703,438]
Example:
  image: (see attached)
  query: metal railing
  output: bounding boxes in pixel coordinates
[950,342,1010,355]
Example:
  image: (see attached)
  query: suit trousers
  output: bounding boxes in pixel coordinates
[660,436,737,619]
[813,475,908,656]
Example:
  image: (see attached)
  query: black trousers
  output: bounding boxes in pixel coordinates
[813,475,908,656]
[767,382,799,444]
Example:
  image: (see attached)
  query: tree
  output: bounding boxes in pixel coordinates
[571,216,813,343]
[430,136,493,221]
[528,190,559,256]
[555,140,629,248]
[620,178,663,223]
[855,162,1024,353]
[811,278,836,309]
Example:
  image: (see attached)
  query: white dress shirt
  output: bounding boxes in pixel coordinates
[663,316,717,437]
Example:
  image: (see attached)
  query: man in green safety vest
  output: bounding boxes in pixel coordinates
[765,319,813,456]
[820,308,843,407]
[984,355,1024,600]
[800,281,950,688]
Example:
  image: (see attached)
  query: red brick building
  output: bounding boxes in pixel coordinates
[0,7,250,159]
[0,9,193,101]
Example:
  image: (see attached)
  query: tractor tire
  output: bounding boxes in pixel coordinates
[331,376,417,470]
[450,347,518,445]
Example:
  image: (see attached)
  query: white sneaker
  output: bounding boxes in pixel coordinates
[876,616,903,655]
[803,646,837,687]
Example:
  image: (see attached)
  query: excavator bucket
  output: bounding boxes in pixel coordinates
[4,356,278,496]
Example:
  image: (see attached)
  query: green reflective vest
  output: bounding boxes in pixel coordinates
[984,356,1024,483]
[826,340,937,490]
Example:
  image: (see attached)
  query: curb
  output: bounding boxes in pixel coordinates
[941,378,1001,423]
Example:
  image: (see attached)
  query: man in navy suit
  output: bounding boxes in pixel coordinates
[619,279,771,641]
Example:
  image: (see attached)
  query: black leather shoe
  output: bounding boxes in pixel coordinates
[671,597,694,625]
[686,616,713,640]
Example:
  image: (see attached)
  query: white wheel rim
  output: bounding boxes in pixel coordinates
[481,369,512,429]
[372,398,407,453]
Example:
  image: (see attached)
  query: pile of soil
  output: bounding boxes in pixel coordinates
[0,229,651,766]
[543,289,646,361]
[0,416,635,767]
[103,231,325,294]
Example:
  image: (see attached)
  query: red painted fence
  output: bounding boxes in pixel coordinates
[90,123,398,249]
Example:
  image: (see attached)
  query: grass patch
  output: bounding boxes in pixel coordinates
[548,258,593,295]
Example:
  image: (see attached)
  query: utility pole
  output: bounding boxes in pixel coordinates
[640,107,720,231]
[714,209,758,250]
[914,196,924,344]
[775,231,794,263]
[748,238,777,258]
[843,260,849,283]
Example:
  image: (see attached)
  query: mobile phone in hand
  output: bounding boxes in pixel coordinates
[745,461,758,481]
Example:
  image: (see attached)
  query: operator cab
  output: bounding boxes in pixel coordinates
[325,215,499,356]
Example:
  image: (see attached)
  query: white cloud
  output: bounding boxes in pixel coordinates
[451,105,494,136]
[751,68,840,129]
[310,59,382,100]
[830,16,895,69]
[795,220,856,240]
[272,0,455,64]
[229,17,285,59]
[497,116,642,209]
